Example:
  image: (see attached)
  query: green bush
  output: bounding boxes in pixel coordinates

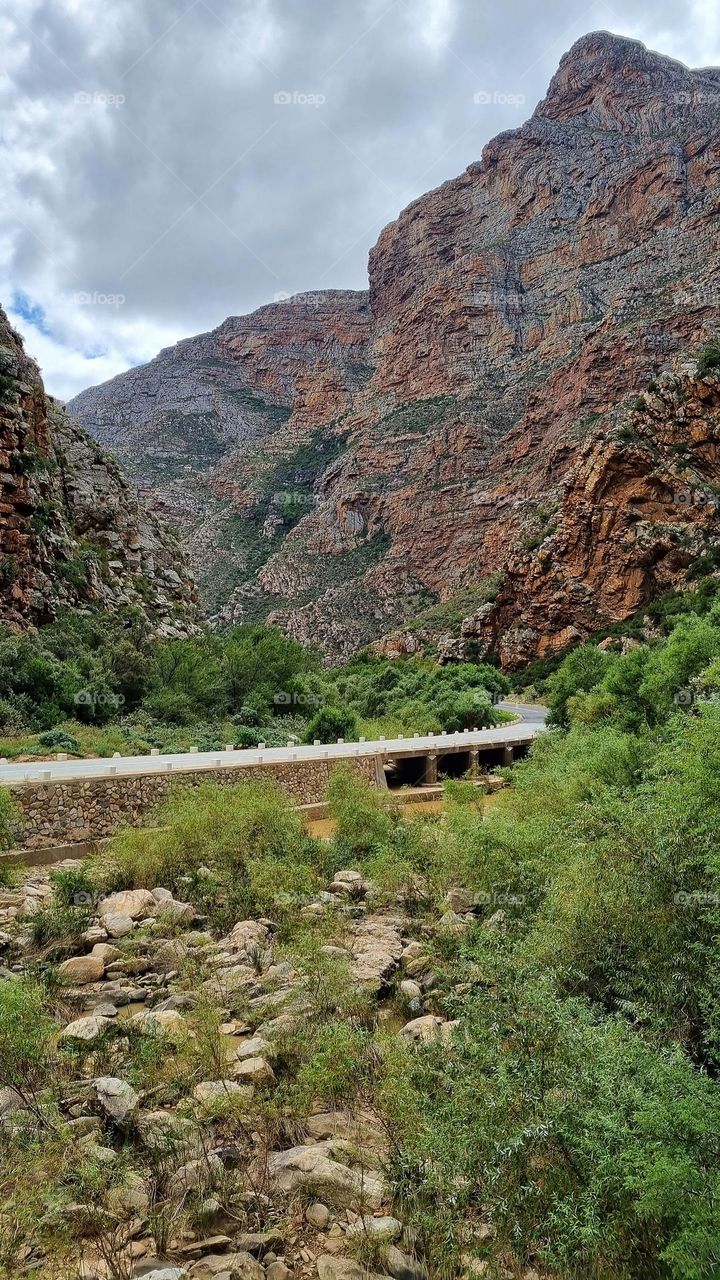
[303,704,359,744]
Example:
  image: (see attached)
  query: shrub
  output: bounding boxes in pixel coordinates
[0,978,56,1118]
[304,704,359,744]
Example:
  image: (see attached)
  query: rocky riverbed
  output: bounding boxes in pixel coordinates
[0,856,507,1280]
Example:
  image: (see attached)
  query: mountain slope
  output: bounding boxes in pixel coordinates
[0,307,198,635]
[69,32,720,663]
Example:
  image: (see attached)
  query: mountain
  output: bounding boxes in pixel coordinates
[0,307,198,635]
[69,32,720,665]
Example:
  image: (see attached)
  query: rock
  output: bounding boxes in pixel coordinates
[188,1253,263,1280]
[316,1258,385,1280]
[102,911,134,938]
[266,1142,385,1208]
[346,1215,403,1242]
[60,1014,112,1043]
[92,1076,139,1124]
[127,1009,186,1036]
[168,1153,223,1200]
[266,1265,291,1280]
[142,1271,188,1280]
[226,921,269,951]
[350,916,404,990]
[229,1035,275,1062]
[91,942,121,963]
[398,979,422,1003]
[58,954,105,984]
[193,1081,253,1107]
[231,1056,275,1086]
[156,898,195,923]
[98,888,157,920]
[385,1246,428,1280]
[400,1015,446,1042]
[306,1202,330,1229]
[234,1231,284,1256]
[151,887,174,902]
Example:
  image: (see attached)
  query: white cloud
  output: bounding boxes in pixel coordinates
[1,0,714,401]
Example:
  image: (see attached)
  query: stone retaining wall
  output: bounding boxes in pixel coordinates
[9,756,383,850]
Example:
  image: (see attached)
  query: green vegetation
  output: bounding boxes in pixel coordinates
[0,610,510,757]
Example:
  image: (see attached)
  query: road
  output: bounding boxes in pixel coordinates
[0,703,547,786]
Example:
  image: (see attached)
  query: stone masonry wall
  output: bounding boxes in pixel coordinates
[9,756,383,850]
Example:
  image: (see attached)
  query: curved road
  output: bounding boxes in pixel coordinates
[0,702,548,786]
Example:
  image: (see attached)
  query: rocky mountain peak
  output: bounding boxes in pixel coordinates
[69,34,720,663]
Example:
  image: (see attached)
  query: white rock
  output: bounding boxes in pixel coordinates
[101,912,134,938]
[93,1076,138,1124]
[400,1015,446,1042]
[60,1015,112,1043]
[98,888,157,920]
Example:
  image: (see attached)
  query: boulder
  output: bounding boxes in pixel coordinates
[346,1215,403,1242]
[127,1009,186,1036]
[231,1056,275,1086]
[385,1246,428,1280]
[189,1253,263,1280]
[98,888,157,920]
[91,942,121,963]
[316,1259,385,1280]
[156,898,195,924]
[266,1142,385,1208]
[193,1080,253,1107]
[230,1035,275,1062]
[102,911,134,938]
[92,1076,138,1125]
[60,1014,112,1043]
[226,921,269,951]
[400,1015,446,1042]
[306,1202,330,1228]
[58,954,105,984]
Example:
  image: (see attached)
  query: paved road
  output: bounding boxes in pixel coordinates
[0,703,547,786]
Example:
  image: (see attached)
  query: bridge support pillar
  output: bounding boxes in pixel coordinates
[423,753,438,785]
[469,749,480,779]
[502,745,514,767]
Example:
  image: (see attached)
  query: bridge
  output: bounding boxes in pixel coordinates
[1,704,547,853]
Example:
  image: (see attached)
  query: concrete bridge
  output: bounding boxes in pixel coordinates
[1,705,547,852]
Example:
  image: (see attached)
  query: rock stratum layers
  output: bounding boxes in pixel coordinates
[0,307,197,635]
[69,33,720,665]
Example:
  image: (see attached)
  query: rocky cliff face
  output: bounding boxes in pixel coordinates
[69,33,720,664]
[0,308,198,635]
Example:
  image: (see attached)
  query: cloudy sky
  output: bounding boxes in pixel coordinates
[2,0,719,400]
